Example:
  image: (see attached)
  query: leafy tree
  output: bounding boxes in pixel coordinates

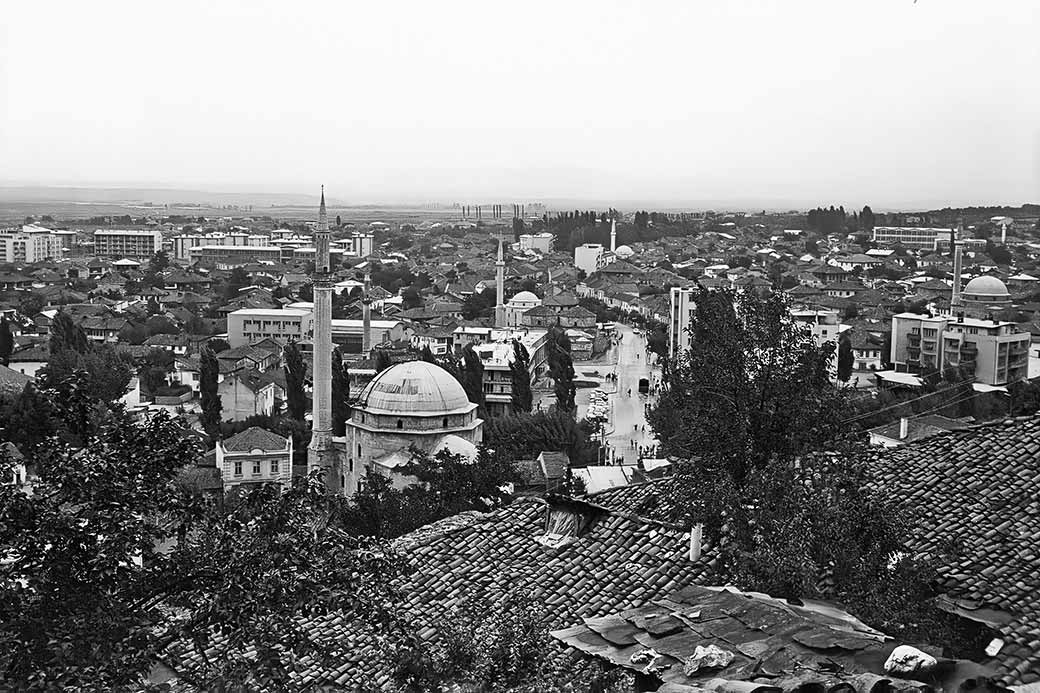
[0,318,12,366]
[49,311,89,354]
[199,345,222,439]
[18,293,46,319]
[509,340,533,414]
[206,337,230,354]
[837,334,854,383]
[860,205,875,232]
[139,348,175,394]
[148,249,170,273]
[297,282,314,302]
[401,286,422,310]
[0,406,403,690]
[419,344,438,363]
[0,382,58,455]
[331,347,350,436]
[546,328,575,415]
[283,341,307,423]
[483,410,599,466]
[374,349,393,373]
[39,344,134,410]
[224,266,250,299]
[459,344,486,415]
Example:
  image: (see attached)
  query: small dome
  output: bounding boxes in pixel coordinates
[963,275,1009,297]
[509,290,540,304]
[433,434,478,460]
[614,245,635,258]
[358,360,474,415]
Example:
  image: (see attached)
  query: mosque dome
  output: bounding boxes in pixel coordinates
[509,290,540,304]
[357,360,474,415]
[433,434,478,460]
[963,275,1010,298]
[614,244,635,259]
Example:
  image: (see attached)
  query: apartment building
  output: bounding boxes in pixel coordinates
[890,312,1030,386]
[573,243,616,276]
[93,229,163,258]
[871,226,946,250]
[227,307,314,348]
[190,244,282,268]
[471,330,550,418]
[668,286,696,358]
[172,231,271,260]
[519,232,555,254]
[0,225,64,263]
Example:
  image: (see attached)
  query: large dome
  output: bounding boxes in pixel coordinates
[509,290,540,303]
[614,244,635,259]
[963,275,1010,297]
[358,360,474,415]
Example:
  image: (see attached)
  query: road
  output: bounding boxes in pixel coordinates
[602,323,659,465]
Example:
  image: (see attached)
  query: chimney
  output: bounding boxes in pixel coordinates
[899,417,909,440]
[689,524,704,562]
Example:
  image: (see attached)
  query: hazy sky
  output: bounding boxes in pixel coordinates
[2,1,1038,208]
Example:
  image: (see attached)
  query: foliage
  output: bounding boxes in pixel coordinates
[547,328,575,415]
[49,311,89,354]
[139,347,175,394]
[837,334,854,383]
[0,382,58,455]
[0,318,11,366]
[283,341,307,423]
[148,249,170,273]
[39,343,134,410]
[331,347,350,436]
[0,405,404,691]
[206,336,230,354]
[462,288,497,321]
[509,339,533,414]
[419,344,437,363]
[224,266,250,300]
[460,344,486,415]
[375,349,393,373]
[484,411,598,466]
[199,345,222,439]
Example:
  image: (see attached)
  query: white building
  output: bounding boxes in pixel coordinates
[790,309,851,348]
[216,427,293,491]
[227,307,314,348]
[172,231,271,260]
[519,232,555,254]
[93,229,163,259]
[669,287,696,358]
[0,225,64,263]
[574,243,616,276]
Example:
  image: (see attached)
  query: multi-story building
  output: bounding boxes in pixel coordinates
[668,286,696,358]
[871,226,946,250]
[190,244,282,268]
[573,243,615,276]
[215,427,293,491]
[227,307,314,348]
[0,225,64,263]
[890,312,1030,386]
[93,229,163,258]
[519,232,555,254]
[790,309,851,349]
[172,231,271,260]
[336,232,374,258]
[470,330,550,418]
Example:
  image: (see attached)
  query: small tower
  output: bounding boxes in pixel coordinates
[610,216,617,253]
[494,231,506,329]
[950,219,964,310]
[362,269,373,357]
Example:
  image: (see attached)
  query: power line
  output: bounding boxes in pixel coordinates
[841,379,972,425]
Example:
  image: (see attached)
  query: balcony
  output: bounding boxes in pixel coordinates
[907,333,921,344]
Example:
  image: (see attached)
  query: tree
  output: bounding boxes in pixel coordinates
[283,341,307,423]
[419,345,438,363]
[0,318,12,366]
[199,345,222,439]
[860,205,875,232]
[374,349,393,373]
[148,249,170,273]
[460,344,486,415]
[0,382,58,455]
[336,214,342,226]
[837,334,854,383]
[0,406,403,690]
[139,348,175,394]
[509,340,533,413]
[331,347,350,436]
[547,328,575,415]
[224,266,250,299]
[401,286,422,310]
[39,344,134,409]
[483,410,599,466]
[206,337,230,354]
[49,311,89,355]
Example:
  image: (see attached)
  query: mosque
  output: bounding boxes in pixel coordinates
[307,190,485,497]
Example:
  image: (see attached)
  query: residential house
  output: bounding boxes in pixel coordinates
[215,426,293,491]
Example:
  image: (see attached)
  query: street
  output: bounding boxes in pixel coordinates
[602,323,659,465]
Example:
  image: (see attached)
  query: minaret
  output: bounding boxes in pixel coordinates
[494,232,506,329]
[361,269,373,357]
[308,187,339,491]
[950,219,964,311]
[610,217,617,253]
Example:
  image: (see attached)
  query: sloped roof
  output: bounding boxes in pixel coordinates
[870,416,1040,684]
[554,584,1003,692]
[0,365,31,397]
[220,426,288,452]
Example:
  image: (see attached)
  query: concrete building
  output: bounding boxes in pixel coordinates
[92,229,163,258]
[173,231,271,261]
[345,360,484,496]
[0,225,64,263]
[871,226,946,250]
[573,243,616,277]
[890,312,1030,385]
[519,232,555,254]
[216,427,293,491]
[227,307,314,348]
[190,244,282,268]
[668,286,696,357]
[470,330,550,417]
[790,309,851,349]
[331,318,412,353]
[217,370,277,421]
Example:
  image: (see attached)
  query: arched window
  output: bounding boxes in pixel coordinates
[397,419,403,429]
[442,417,448,428]
[357,443,362,457]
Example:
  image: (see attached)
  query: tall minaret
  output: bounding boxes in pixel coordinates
[308,187,339,491]
[494,232,506,328]
[610,216,617,253]
[361,269,373,357]
[950,219,964,311]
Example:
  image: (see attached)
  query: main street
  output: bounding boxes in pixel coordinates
[601,323,659,465]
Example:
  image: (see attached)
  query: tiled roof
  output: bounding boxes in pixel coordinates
[167,495,713,688]
[0,365,32,397]
[554,584,1004,692]
[584,476,693,526]
[220,426,289,452]
[870,416,1040,684]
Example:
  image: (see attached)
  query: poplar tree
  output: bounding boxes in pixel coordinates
[199,345,222,439]
[331,347,350,436]
[283,341,307,423]
[509,339,533,413]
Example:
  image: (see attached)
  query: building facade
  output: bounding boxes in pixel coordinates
[216,427,293,491]
[574,243,616,276]
[93,229,163,258]
[0,225,64,263]
[669,286,696,357]
[871,226,946,250]
[227,308,314,348]
[519,232,555,254]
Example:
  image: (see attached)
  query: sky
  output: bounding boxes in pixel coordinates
[2,0,1038,209]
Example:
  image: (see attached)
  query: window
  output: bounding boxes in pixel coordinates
[357,443,362,457]
[396,419,403,429]
[442,417,448,428]
[271,459,279,474]
[234,460,242,476]
[253,460,261,475]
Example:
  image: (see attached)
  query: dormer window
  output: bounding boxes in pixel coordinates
[537,498,605,549]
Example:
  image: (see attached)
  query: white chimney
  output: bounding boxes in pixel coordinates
[689,524,704,562]
[899,417,909,440]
